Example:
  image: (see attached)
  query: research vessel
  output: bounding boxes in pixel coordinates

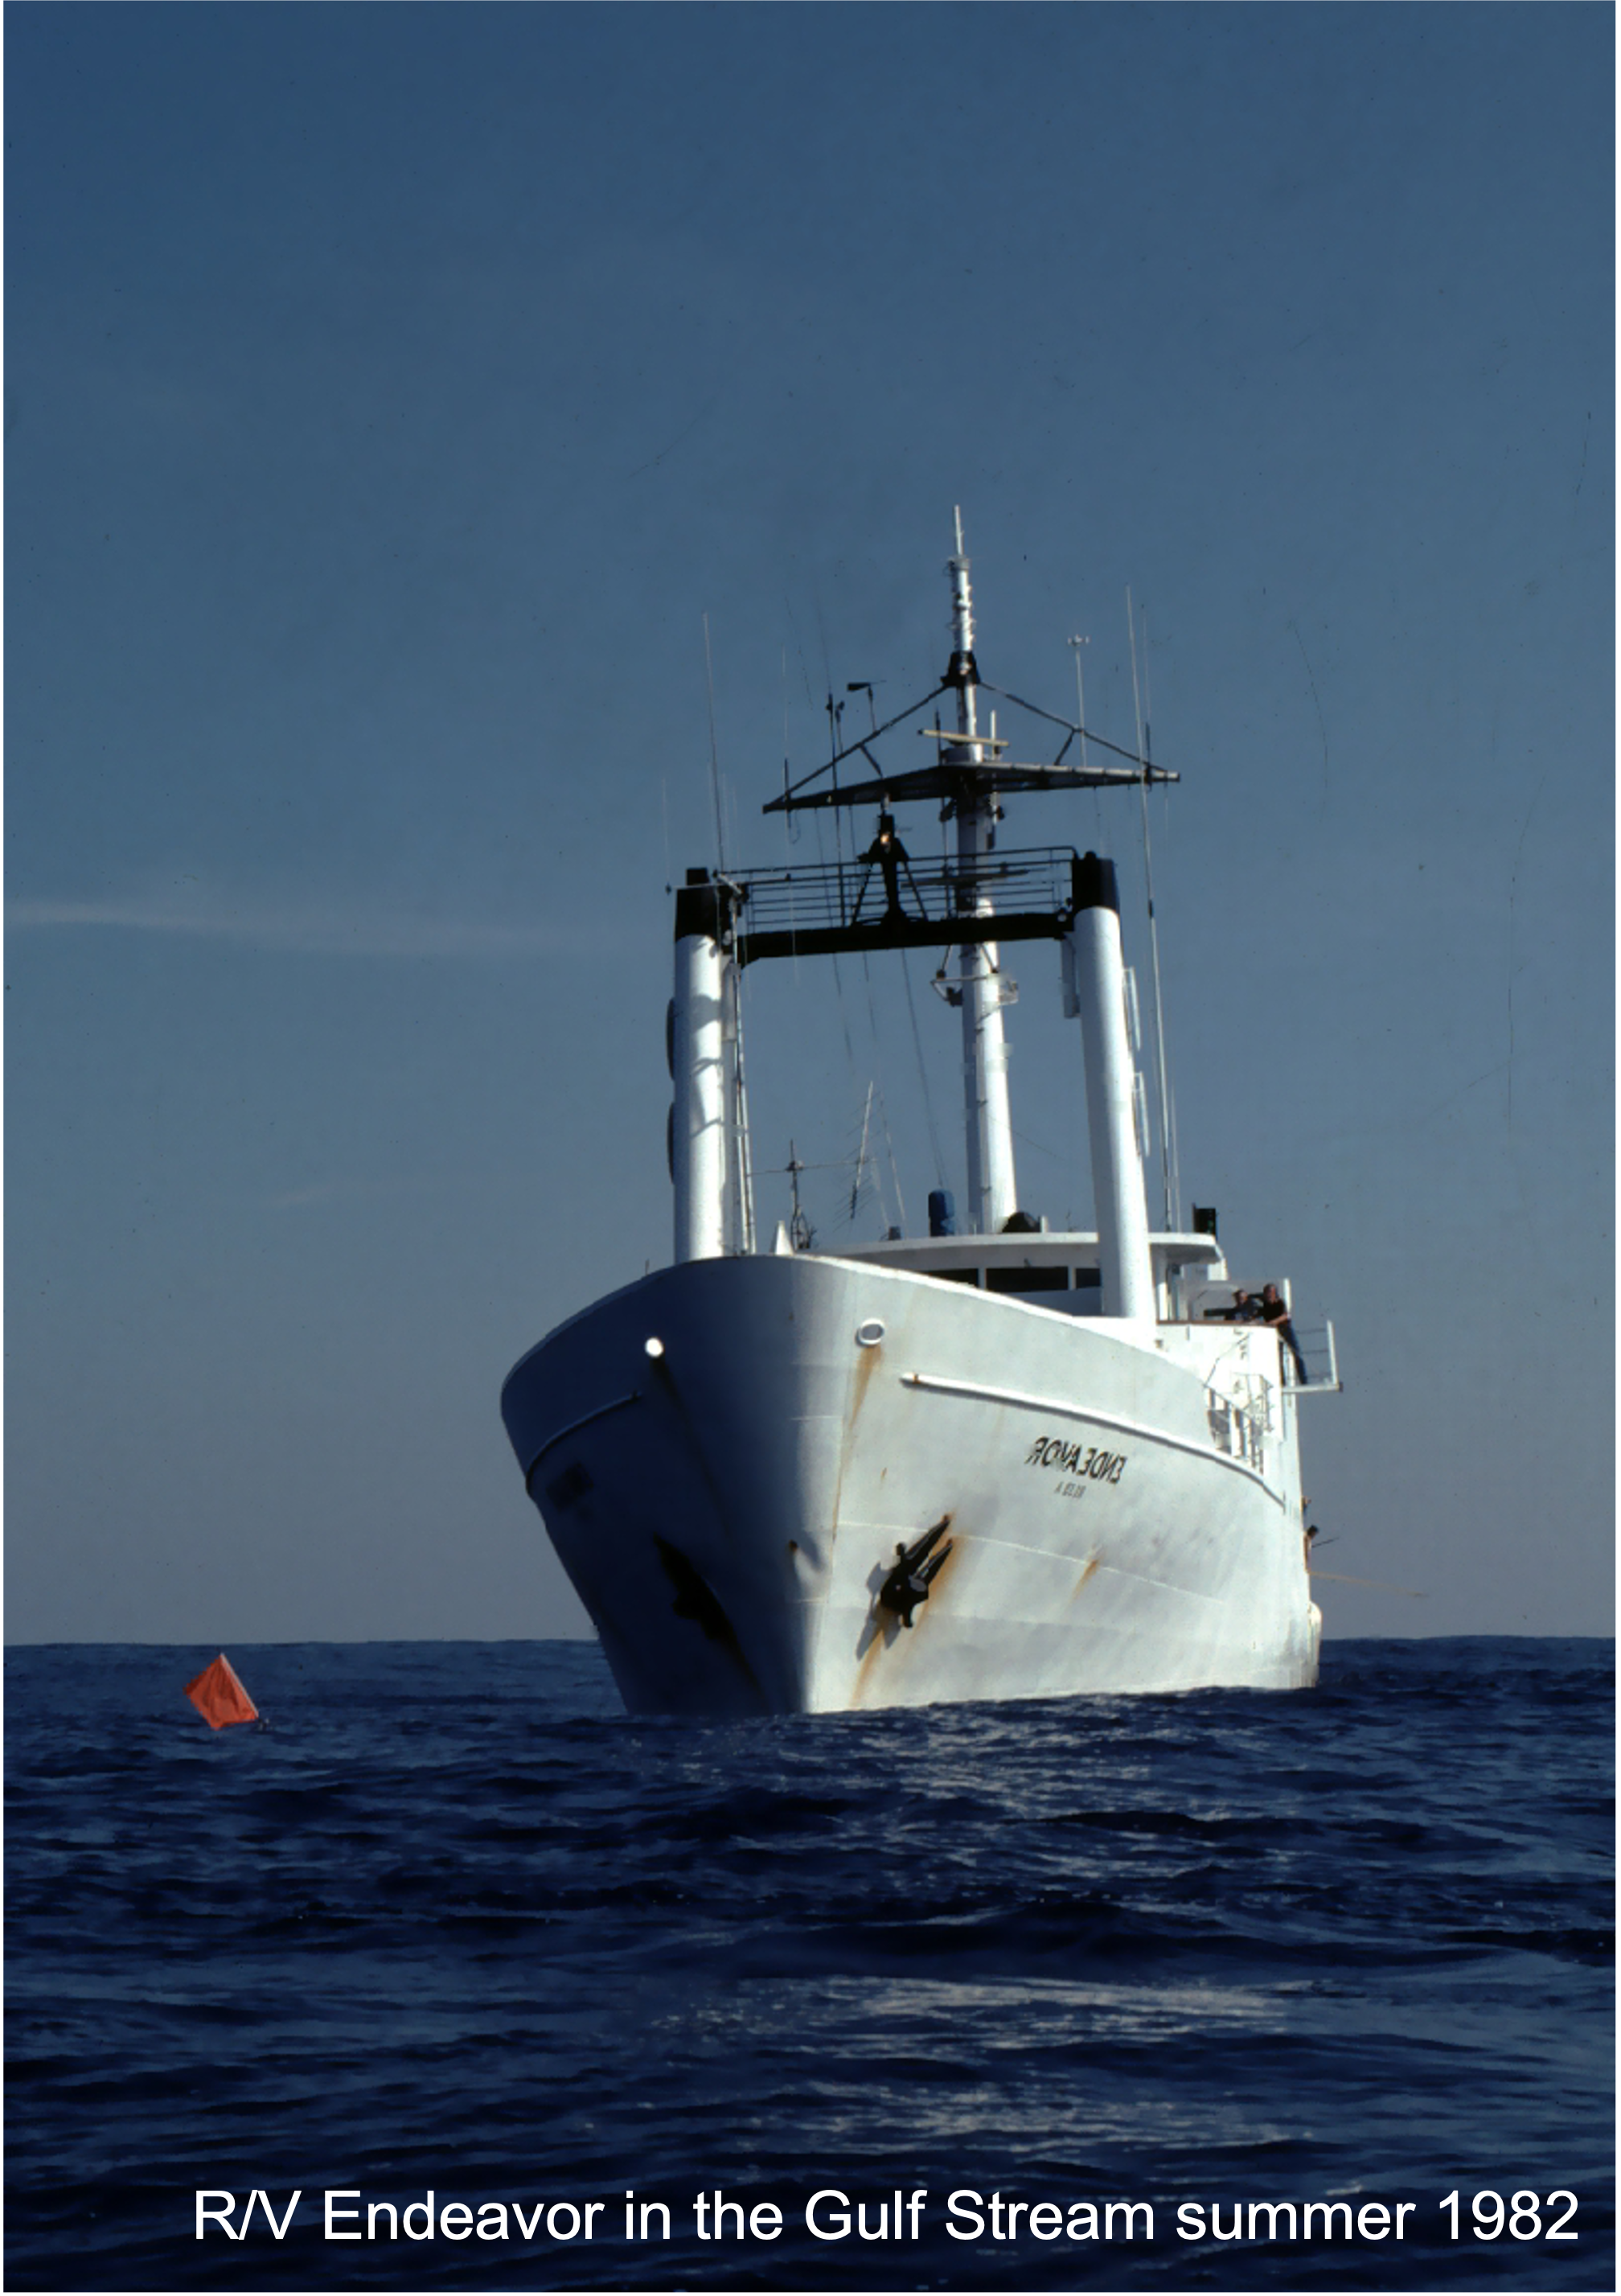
[501,524,1335,1713]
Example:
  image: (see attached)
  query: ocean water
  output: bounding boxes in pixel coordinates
[6,1637,1611,2293]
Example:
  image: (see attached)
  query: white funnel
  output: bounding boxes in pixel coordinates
[671,873,730,1263]
[1065,853,1155,1319]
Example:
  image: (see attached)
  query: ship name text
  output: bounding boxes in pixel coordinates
[1025,1436,1126,1485]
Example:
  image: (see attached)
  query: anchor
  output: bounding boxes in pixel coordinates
[878,1515,954,1628]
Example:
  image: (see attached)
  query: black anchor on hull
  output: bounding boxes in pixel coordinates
[879,1515,954,1628]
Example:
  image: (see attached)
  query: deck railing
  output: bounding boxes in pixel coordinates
[1291,1320,1342,1393]
[719,845,1083,966]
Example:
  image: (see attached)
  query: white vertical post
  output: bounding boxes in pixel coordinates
[957,799,1017,1234]
[721,959,756,1255]
[948,515,1018,1234]
[671,873,730,1263]
[1065,853,1155,1319]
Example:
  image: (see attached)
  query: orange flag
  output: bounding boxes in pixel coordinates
[184,1653,260,1729]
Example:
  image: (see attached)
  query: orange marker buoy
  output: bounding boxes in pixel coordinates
[184,1653,260,1729]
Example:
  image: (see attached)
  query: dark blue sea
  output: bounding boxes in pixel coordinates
[6,1638,1612,2293]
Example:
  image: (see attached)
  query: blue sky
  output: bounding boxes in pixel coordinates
[6,2,1611,1644]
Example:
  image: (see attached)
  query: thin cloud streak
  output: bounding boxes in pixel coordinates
[262,1173,446,1210]
[6,893,572,959]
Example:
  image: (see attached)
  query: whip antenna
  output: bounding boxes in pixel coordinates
[704,612,727,870]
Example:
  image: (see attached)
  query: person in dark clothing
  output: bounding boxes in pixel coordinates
[1260,1283,1309,1386]
[856,813,915,924]
[1204,1288,1262,1322]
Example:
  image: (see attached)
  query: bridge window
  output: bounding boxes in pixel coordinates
[986,1265,1069,1294]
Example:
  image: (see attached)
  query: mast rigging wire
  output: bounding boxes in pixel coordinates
[974,680,1163,775]
[900,947,948,1191]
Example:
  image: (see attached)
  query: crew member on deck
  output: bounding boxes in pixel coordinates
[1261,1284,1309,1386]
[1204,1288,1262,1322]
[856,813,916,925]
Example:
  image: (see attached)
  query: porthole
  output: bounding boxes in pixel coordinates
[856,1319,886,1348]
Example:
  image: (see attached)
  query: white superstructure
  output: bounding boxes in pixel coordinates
[502,527,1336,1714]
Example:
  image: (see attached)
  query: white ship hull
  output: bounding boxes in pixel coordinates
[502,1253,1320,1715]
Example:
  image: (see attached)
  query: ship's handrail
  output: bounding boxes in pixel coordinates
[835,1229,1225,1272]
[720,844,1083,967]
[898,1368,1282,1499]
[1291,1320,1343,1393]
